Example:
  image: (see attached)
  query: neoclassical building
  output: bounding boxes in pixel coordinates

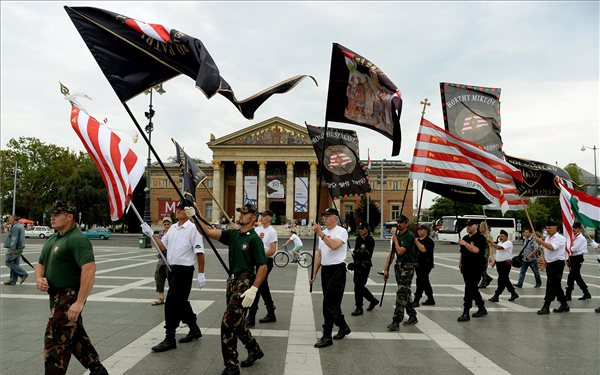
[149,117,413,228]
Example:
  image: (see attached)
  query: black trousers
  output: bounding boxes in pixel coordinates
[544,260,566,305]
[566,254,588,293]
[494,261,516,296]
[414,264,433,301]
[353,265,376,308]
[321,263,348,336]
[249,258,275,315]
[462,268,484,310]
[165,265,196,331]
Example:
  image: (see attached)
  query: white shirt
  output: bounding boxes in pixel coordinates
[543,233,567,262]
[571,233,588,256]
[289,233,303,247]
[494,240,513,262]
[255,225,278,258]
[162,219,204,266]
[319,225,348,265]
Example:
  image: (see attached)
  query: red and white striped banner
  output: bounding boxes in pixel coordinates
[410,118,523,214]
[70,104,145,221]
[123,17,172,43]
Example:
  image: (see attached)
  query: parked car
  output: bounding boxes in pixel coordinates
[24,226,54,239]
[83,227,112,240]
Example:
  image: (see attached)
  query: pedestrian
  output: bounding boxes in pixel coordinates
[487,230,519,303]
[534,220,569,315]
[245,210,277,327]
[457,219,488,322]
[514,229,542,288]
[565,222,591,301]
[311,208,351,348]
[382,215,418,330]
[35,200,108,375]
[349,222,378,316]
[189,203,267,375]
[477,222,494,288]
[141,200,205,352]
[3,215,28,285]
[151,217,172,306]
[282,229,303,263]
[413,223,435,307]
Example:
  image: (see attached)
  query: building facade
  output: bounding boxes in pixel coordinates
[149,117,412,229]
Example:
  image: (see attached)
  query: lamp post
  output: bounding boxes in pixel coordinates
[143,84,166,227]
[380,159,385,239]
[581,145,598,197]
[12,161,19,215]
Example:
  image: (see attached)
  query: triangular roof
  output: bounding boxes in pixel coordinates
[208,117,311,148]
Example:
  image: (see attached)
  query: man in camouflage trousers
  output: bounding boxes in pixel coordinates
[35,201,108,375]
[382,215,418,330]
[189,204,267,375]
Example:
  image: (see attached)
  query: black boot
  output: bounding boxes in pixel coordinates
[240,348,264,368]
[508,292,519,302]
[333,324,351,340]
[537,303,550,315]
[422,297,435,306]
[565,288,572,301]
[179,323,202,343]
[315,326,333,348]
[457,309,470,322]
[472,306,488,318]
[553,303,570,313]
[488,294,499,303]
[245,311,256,328]
[89,363,109,375]
[259,306,276,323]
[152,330,176,352]
[579,291,592,300]
[366,299,379,311]
[412,298,420,308]
[351,307,363,316]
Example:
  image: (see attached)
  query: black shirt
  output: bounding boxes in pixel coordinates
[460,231,486,268]
[417,236,435,268]
[353,234,375,265]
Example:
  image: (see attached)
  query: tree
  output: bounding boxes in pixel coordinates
[429,196,483,224]
[354,195,381,231]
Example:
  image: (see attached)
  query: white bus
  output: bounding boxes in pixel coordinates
[436,215,516,243]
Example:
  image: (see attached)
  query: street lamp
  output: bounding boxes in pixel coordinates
[143,84,166,226]
[12,161,20,215]
[581,145,598,197]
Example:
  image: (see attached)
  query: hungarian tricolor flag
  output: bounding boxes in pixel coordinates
[325,43,402,156]
[306,124,371,199]
[69,103,145,221]
[440,82,503,158]
[409,118,522,214]
[65,6,316,119]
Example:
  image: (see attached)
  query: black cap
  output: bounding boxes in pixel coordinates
[358,222,370,230]
[49,200,77,215]
[573,222,583,229]
[321,208,339,216]
[290,229,297,234]
[236,204,257,215]
[465,219,478,226]
[175,200,187,209]
[499,229,508,236]
[396,215,409,224]
[261,210,274,217]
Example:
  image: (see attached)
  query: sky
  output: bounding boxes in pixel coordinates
[1,1,599,209]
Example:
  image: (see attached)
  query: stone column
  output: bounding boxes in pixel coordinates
[211,161,222,223]
[285,161,295,223]
[235,160,244,220]
[309,161,318,224]
[258,160,267,211]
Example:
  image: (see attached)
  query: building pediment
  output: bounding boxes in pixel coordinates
[208,117,311,147]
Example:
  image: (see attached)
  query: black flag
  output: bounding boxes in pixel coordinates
[325,43,402,156]
[65,6,316,118]
[306,124,371,199]
[440,82,503,157]
[504,155,572,197]
[173,139,207,204]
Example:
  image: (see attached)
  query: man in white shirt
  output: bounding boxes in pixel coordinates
[246,210,278,327]
[534,220,568,315]
[487,230,519,303]
[566,222,591,301]
[283,230,303,263]
[311,208,351,348]
[141,201,205,352]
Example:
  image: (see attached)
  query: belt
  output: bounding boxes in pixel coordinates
[229,272,253,280]
[48,287,77,296]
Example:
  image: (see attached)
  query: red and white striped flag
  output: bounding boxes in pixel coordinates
[122,17,173,43]
[410,118,523,214]
[69,104,145,221]
[329,152,353,167]
[367,148,372,170]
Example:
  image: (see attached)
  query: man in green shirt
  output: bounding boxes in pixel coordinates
[189,204,267,375]
[382,215,418,330]
[35,200,108,375]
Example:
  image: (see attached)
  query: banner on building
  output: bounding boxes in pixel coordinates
[244,176,257,206]
[267,175,285,199]
[295,177,308,212]
[158,199,179,219]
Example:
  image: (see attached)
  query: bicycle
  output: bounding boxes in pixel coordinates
[274,246,313,268]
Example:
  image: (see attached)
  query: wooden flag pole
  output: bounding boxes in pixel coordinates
[520,196,545,263]
[121,102,231,275]
[201,180,233,225]
[128,202,172,272]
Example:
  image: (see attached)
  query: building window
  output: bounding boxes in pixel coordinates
[343,204,353,217]
[390,180,400,190]
[391,204,401,221]
[205,202,213,220]
[207,179,213,189]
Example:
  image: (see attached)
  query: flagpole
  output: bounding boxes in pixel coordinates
[200,181,233,225]
[482,207,495,266]
[121,102,231,275]
[367,148,370,226]
[520,196,545,262]
[128,202,172,272]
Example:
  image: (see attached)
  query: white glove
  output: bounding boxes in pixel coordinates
[185,206,196,219]
[591,240,598,249]
[197,273,206,289]
[141,223,154,237]
[240,286,258,308]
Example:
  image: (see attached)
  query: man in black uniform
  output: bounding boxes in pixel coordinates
[457,219,488,322]
[413,223,435,307]
[349,223,378,315]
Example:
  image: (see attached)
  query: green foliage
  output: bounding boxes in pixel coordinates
[429,197,483,224]
[564,164,584,190]
[354,195,381,231]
